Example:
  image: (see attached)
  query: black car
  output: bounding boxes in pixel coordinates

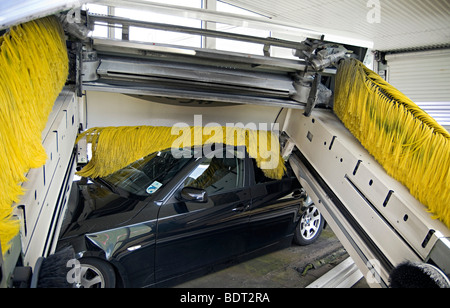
[57,145,324,288]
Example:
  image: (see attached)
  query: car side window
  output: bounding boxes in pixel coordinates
[183,149,244,196]
[101,149,193,197]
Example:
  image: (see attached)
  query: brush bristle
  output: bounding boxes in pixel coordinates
[334,58,450,228]
[76,126,286,181]
[0,16,68,255]
[389,261,450,288]
[36,247,75,288]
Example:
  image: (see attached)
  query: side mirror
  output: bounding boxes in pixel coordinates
[180,187,208,203]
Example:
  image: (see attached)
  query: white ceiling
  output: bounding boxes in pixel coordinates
[223,0,450,51]
[2,0,448,51]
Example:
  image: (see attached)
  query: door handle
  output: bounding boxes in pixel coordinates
[232,204,250,212]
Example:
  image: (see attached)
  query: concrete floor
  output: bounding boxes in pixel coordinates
[175,226,369,288]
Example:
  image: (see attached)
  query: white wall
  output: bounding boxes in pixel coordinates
[84,91,284,129]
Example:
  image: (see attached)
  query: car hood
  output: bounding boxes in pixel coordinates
[58,180,148,240]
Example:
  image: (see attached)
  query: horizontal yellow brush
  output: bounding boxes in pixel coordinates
[76,125,285,181]
[0,16,68,254]
[334,58,449,228]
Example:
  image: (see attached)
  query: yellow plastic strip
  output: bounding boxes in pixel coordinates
[0,16,68,253]
[334,58,449,228]
[76,126,285,181]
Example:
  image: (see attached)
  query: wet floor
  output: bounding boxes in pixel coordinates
[175,226,369,288]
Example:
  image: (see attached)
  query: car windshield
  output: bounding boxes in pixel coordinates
[99,148,194,197]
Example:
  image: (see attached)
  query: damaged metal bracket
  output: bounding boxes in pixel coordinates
[296,72,332,117]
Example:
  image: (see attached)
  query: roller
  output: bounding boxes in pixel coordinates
[0,16,68,253]
[334,58,449,228]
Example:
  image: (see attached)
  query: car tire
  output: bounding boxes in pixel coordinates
[78,258,116,288]
[293,205,324,246]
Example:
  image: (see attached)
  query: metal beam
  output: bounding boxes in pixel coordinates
[306,257,364,288]
[202,0,217,50]
[95,0,324,41]
[89,14,306,51]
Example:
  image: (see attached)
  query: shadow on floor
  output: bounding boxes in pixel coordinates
[175,226,369,288]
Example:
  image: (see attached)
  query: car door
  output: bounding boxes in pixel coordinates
[247,158,301,252]
[154,147,251,284]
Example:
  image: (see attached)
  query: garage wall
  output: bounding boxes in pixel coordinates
[83,91,284,129]
[386,49,450,132]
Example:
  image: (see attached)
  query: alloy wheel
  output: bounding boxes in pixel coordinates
[300,205,322,240]
[78,264,106,288]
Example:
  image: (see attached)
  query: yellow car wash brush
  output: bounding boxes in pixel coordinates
[334,58,449,228]
[0,16,68,253]
[76,125,286,181]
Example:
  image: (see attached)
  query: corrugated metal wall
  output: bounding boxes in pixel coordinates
[386,49,450,131]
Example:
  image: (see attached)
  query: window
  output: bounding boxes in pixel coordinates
[84,4,108,38]
[215,2,271,55]
[115,4,202,48]
[84,1,272,54]
[183,149,244,196]
[84,1,203,47]
[101,149,193,197]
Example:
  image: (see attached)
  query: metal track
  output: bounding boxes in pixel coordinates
[283,108,450,287]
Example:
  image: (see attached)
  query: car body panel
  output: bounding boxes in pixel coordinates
[247,159,301,252]
[155,187,252,284]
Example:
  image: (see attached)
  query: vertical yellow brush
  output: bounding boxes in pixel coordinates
[0,16,68,254]
[334,58,450,228]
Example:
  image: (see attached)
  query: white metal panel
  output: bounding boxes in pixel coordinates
[93,0,373,47]
[84,91,283,128]
[16,88,79,267]
[386,49,450,131]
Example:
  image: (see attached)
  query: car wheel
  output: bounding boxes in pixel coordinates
[77,258,116,288]
[294,205,324,246]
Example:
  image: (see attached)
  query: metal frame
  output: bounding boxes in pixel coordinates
[89,14,308,52]
[80,35,314,108]
[71,2,354,110]
[284,108,450,287]
[93,0,373,48]
[306,257,363,288]
[14,88,80,268]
